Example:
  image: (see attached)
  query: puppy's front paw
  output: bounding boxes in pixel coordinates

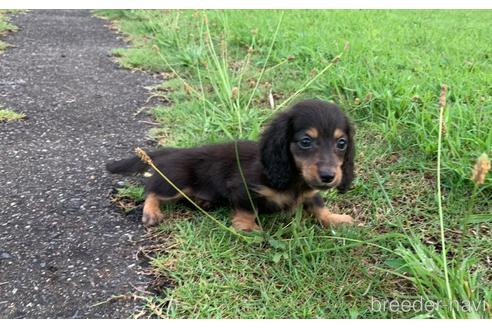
[316,207,353,227]
[320,213,353,227]
[232,220,262,232]
[232,210,262,232]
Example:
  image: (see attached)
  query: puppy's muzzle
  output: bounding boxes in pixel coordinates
[318,169,335,184]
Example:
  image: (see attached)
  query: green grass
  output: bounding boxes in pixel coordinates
[0,40,8,51]
[0,10,18,52]
[110,183,145,214]
[115,183,145,203]
[0,11,27,125]
[0,108,25,122]
[0,10,17,33]
[97,10,492,318]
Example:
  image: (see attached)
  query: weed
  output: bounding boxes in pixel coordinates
[110,183,144,213]
[0,10,19,53]
[0,11,17,34]
[0,109,25,122]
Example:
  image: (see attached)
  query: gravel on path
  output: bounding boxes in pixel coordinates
[0,10,160,318]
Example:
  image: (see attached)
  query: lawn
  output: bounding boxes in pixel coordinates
[96,10,492,318]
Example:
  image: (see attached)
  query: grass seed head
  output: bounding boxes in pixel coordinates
[439,84,448,135]
[439,84,447,108]
[440,120,447,136]
[183,81,193,95]
[151,44,160,53]
[231,87,239,99]
[268,90,275,109]
[135,147,152,165]
[471,153,491,186]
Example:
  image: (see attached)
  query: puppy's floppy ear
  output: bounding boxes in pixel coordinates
[260,111,294,190]
[337,120,355,193]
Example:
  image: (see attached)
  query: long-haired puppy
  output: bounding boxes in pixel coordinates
[107,99,355,231]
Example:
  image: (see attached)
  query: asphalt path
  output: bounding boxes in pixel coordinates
[0,10,159,318]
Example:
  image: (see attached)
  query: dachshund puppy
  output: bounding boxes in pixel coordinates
[106,99,355,231]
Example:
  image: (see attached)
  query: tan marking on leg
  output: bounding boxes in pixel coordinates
[142,189,190,226]
[142,193,164,226]
[314,207,353,227]
[303,189,319,199]
[306,127,319,138]
[232,210,261,232]
[334,128,345,139]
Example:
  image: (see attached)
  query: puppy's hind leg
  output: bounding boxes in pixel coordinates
[142,192,165,227]
[142,190,191,226]
[142,169,191,227]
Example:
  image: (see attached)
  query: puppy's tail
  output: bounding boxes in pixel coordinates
[106,148,174,175]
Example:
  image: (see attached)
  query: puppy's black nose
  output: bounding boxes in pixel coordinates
[319,170,335,183]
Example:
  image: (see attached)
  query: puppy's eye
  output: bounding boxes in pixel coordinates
[298,137,313,149]
[336,138,347,151]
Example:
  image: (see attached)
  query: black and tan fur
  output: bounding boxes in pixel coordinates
[106,99,355,231]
